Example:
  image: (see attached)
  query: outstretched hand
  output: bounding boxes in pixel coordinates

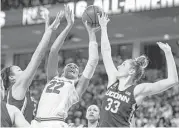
[97,11,110,27]
[157,42,171,53]
[45,11,64,31]
[64,4,74,27]
[84,21,100,33]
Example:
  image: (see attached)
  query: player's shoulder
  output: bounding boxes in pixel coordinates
[133,82,154,101]
[107,79,118,89]
[47,75,61,82]
[52,75,61,80]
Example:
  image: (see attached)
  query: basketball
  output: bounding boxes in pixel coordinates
[82,5,103,28]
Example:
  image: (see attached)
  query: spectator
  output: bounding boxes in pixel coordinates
[85,105,100,127]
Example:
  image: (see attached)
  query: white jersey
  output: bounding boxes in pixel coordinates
[36,76,79,119]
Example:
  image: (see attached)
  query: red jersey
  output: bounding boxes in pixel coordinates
[99,80,138,127]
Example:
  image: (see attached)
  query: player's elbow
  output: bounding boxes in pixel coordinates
[173,77,179,84]
[174,75,179,83]
[167,77,178,86]
[171,74,178,83]
[168,70,179,83]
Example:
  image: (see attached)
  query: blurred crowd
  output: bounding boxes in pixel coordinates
[28,49,179,127]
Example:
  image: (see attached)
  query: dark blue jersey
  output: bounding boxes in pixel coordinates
[6,87,36,123]
[1,101,13,127]
[99,80,138,127]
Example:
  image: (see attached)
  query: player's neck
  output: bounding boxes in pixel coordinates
[62,76,78,84]
[118,76,133,91]
[88,120,98,128]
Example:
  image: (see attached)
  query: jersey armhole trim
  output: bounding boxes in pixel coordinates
[6,104,14,126]
[7,90,27,114]
[107,80,119,90]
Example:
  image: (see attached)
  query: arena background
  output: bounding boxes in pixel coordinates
[1,0,179,127]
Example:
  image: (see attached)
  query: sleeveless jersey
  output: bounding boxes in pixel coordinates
[99,80,138,127]
[7,87,36,123]
[36,76,79,119]
[1,101,13,127]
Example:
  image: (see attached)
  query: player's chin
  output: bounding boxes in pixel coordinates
[87,117,97,121]
[87,115,95,118]
[66,72,76,79]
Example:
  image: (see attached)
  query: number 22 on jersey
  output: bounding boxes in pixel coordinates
[105,98,121,113]
[46,81,64,94]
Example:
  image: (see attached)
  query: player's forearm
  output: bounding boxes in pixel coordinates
[88,32,98,60]
[165,51,178,83]
[100,26,117,77]
[88,41,99,63]
[23,28,53,79]
[50,25,72,53]
[31,28,53,60]
[77,41,99,97]
[101,26,112,53]
[83,40,99,79]
[46,52,59,81]
[82,60,98,79]
[88,31,97,42]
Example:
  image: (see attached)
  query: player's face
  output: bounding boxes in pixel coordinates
[117,60,134,77]
[10,66,23,81]
[64,63,79,79]
[86,105,100,121]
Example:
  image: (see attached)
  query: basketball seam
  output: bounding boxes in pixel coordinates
[85,11,93,25]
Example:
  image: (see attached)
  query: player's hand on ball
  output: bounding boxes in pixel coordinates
[157,42,171,53]
[97,11,110,27]
[64,4,74,26]
[48,11,64,30]
[84,21,100,33]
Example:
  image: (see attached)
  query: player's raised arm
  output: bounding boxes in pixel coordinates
[47,5,74,82]
[136,42,178,97]
[12,12,62,100]
[76,22,99,98]
[97,12,118,87]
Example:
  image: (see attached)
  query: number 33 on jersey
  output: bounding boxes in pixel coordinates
[100,82,138,127]
[105,98,121,113]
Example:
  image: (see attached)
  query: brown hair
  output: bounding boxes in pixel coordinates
[1,66,13,90]
[131,55,149,82]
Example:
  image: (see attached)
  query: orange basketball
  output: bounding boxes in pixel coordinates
[82,5,102,28]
